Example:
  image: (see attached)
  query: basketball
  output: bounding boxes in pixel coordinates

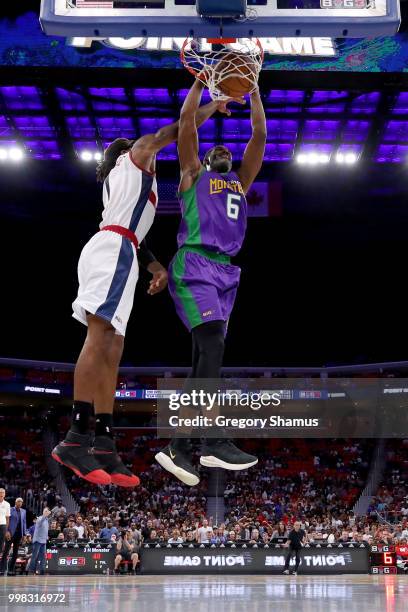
[214,52,259,97]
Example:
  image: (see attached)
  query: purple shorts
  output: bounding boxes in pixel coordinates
[168,246,241,333]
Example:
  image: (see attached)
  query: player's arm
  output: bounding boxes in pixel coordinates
[138,239,168,295]
[178,80,206,192]
[131,90,218,168]
[237,88,267,195]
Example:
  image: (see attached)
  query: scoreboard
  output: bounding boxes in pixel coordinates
[370,544,397,574]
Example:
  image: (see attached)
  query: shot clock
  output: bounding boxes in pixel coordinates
[370,544,398,574]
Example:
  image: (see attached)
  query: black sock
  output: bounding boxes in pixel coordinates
[70,401,93,435]
[95,413,114,438]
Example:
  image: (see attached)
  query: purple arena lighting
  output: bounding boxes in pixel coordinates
[89,88,130,111]
[25,140,61,160]
[95,117,135,139]
[198,118,216,139]
[0,86,43,110]
[266,120,298,142]
[14,116,54,138]
[222,119,252,141]
[66,116,96,139]
[133,88,172,106]
[350,92,380,114]
[307,91,348,114]
[56,88,87,112]
[342,120,370,142]
[139,117,175,134]
[376,144,408,163]
[157,143,178,161]
[266,90,304,113]
[392,92,408,115]
[264,143,294,161]
[303,120,341,141]
[382,120,408,142]
[177,89,211,105]
[0,115,12,137]
[298,143,334,155]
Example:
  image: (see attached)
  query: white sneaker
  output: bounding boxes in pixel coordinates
[283,569,289,575]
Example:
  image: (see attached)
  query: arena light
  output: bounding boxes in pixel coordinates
[345,152,357,164]
[296,152,331,165]
[0,148,8,161]
[80,150,93,162]
[336,152,358,164]
[94,152,102,161]
[9,147,24,162]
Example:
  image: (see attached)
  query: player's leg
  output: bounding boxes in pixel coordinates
[292,549,301,574]
[0,534,12,574]
[7,534,22,575]
[283,549,292,574]
[52,315,116,486]
[114,554,122,572]
[54,233,139,487]
[131,552,138,572]
[199,265,258,470]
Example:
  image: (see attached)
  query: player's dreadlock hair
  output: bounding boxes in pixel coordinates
[96,138,134,183]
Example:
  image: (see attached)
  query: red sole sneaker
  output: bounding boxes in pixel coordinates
[52,452,111,485]
[110,473,140,487]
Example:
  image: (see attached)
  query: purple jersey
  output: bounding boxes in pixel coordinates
[177,168,248,257]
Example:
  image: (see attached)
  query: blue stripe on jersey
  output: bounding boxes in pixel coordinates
[95,236,134,322]
[129,171,153,233]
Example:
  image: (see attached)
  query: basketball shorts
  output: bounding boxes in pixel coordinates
[168,246,241,333]
[72,230,139,337]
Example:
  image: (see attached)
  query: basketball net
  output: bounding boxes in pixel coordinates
[181,38,264,101]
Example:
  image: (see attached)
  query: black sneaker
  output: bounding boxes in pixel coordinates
[200,439,258,470]
[52,430,111,486]
[155,440,200,486]
[93,435,140,488]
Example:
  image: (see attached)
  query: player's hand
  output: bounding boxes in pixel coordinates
[216,97,246,116]
[5,531,11,541]
[148,269,168,295]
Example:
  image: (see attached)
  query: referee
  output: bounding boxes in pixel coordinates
[0,488,11,573]
[282,521,306,575]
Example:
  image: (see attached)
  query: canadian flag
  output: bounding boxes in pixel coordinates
[247,182,283,217]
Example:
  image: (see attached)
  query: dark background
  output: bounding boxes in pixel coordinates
[1,1,408,368]
[1,160,407,367]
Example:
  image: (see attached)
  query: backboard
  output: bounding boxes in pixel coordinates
[40,0,400,39]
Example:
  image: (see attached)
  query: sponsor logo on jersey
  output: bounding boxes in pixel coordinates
[209,178,244,196]
[202,310,213,317]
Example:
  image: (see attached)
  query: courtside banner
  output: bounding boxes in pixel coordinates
[140,546,369,575]
[45,547,115,574]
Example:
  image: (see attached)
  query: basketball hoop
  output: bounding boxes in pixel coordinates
[180,38,264,101]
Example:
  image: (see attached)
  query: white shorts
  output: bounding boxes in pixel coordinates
[72,231,139,336]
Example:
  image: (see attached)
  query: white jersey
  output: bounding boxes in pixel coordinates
[100,151,158,244]
[72,151,158,336]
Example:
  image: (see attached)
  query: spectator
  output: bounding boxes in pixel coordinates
[0,497,27,576]
[48,521,61,540]
[100,520,119,541]
[168,529,184,544]
[196,519,212,544]
[28,507,51,576]
[0,487,11,570]
[63,520,78,542]
[114,530,139,574]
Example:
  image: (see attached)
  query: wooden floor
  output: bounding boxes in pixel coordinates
[0,574,407,611]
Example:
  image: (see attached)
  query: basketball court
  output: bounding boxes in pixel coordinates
[1,574,407,611]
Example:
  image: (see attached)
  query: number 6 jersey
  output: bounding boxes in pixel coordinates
[177,168,248,257]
